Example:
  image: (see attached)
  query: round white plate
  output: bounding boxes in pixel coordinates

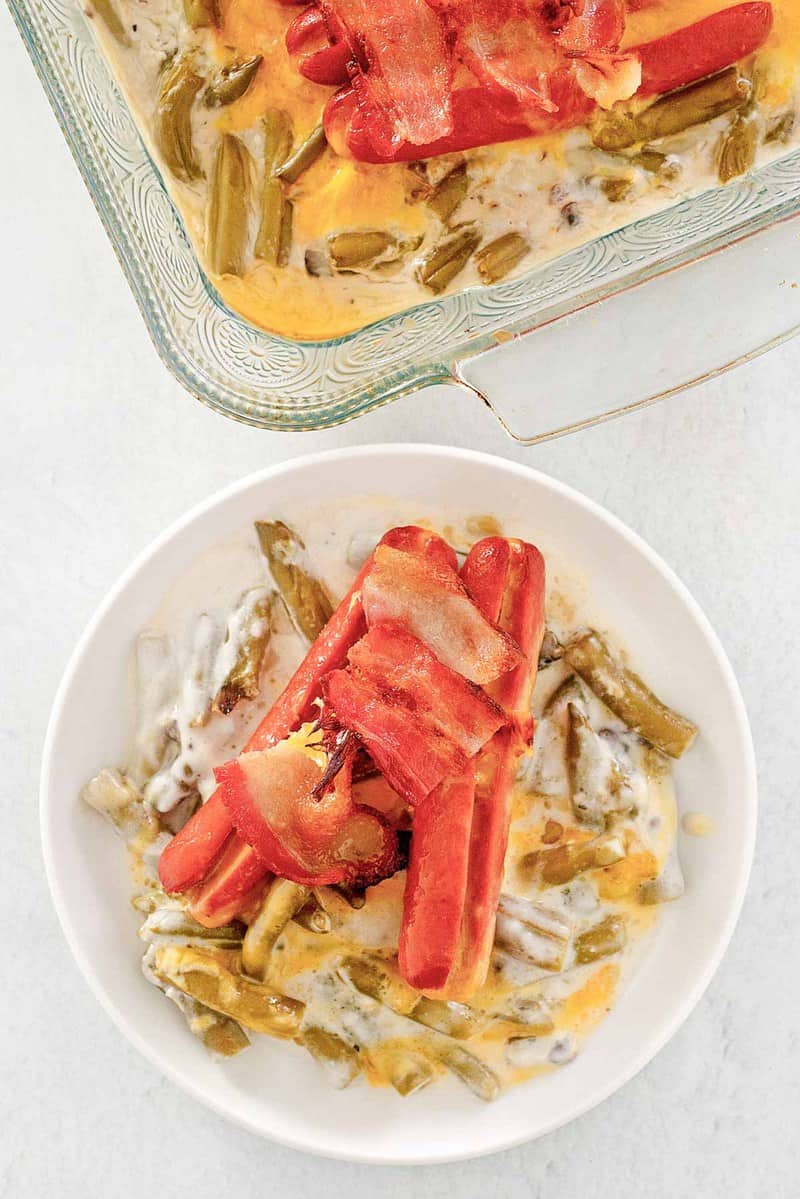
[41,446,756,1164]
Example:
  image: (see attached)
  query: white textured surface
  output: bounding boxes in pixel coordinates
[1,6,798,1194]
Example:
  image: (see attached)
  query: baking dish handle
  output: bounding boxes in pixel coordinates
[450,213,800,444]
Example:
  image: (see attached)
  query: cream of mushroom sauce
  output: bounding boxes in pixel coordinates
[118,498,681,1094]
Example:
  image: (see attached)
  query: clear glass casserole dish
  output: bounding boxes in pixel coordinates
[9,0,800,440]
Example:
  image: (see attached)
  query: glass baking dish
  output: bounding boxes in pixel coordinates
[10,0,800,440]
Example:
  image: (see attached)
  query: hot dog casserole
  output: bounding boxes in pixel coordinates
[81,0,800,339]
[82,503,701,1100]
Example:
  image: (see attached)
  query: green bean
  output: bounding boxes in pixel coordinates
[474,232,529,284]
[275,123,327,184]
[497,995,555,1034]
[255,179,292,265]
[255,520,333,642]
[242,879,311,980]
[90,0,130,44]
[435,1043,500,1102]
[765,111,795,145]
[150,944,304,1037]
[411,997,487,1040]
[81,767,140,830]
[542,672,587,718]
[338,956,416,1014]
[574,914,627,965]
[565,630,698,758]
[600,176,633,203]
[632,148,677,177]
[155,55,204,182]
[495,893,572,972]
[328,230,397,271]
[139,907,243,949]
[301,1027,361,1088]
[592,70,751,152]
[521,831,627,886]
[427,163,468,222]
[213,590,273,716]
[294,894,333,933]
[380,1049,435,1096]
[566,701,630,828]
[204,56,262,108]
[339,956,486,1038]
[417,226,480,294]
[717,113,758,182]
[263,108,294,174]
[143,947,250,1056]
[207,134,252,277]
[183,0,218,27]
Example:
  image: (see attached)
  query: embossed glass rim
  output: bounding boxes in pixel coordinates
[9,0,800,431]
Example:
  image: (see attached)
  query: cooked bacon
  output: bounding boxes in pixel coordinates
[215,739,398,886]
[319,0,453,149]
[362,543,523,685]
[556,0,624,54]
[425,0,625,114]
[324,623,506,805]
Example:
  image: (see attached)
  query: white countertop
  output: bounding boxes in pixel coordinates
[2,9,798,1194]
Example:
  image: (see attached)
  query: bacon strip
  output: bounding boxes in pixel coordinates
[319,0,453,149]
[215,740,398,886]
[362,543,522,685]
[324,623,506,806]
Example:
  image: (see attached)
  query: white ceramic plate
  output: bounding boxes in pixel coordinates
[41,446,756,1164]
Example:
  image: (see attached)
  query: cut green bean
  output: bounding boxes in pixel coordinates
[155,56,204,182]
[521,831,627,886]
[717,113,757,182]
[207,134,252,277]
[427,163,468,222]
[495,894,572,972]
[255,179,292,265]
[435,1043,500,1102]
[411,997,487,1040]
[242,879,311,980]
[91,0,130,44]
[566,701,631,828]
[275,123,327,184]
[256,111,293,265]
[565,630,698,758]
[381,1049,435,1096]
[574,914,627,964]
[417,226,480,293]
[592,70,750,152]
[255,520,333,642]
[301,1026,361,1088]
[293,896,333,933]
[213,590,273,715]
[328,230,397,271]
[139,906,243,949]
[474,232,529,284]
[204,55,262,107]
[150,943,304,1036]
[183,0,218,27]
